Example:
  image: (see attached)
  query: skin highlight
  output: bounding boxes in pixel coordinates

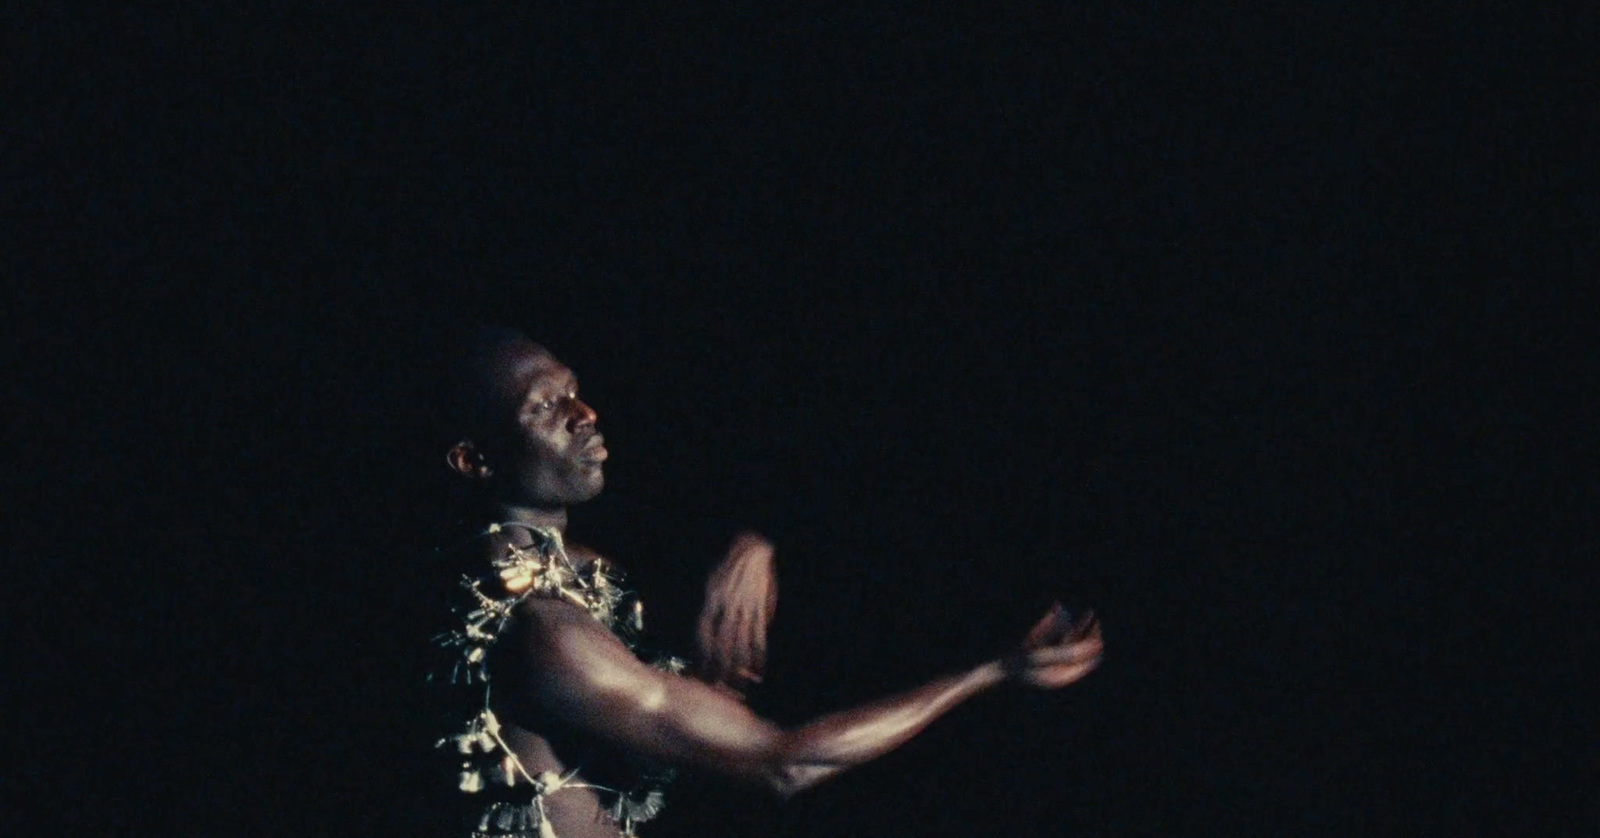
[443,334,1103,837]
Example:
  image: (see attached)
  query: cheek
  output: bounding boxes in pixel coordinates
[516,428,569,467]
[515,417,556,447]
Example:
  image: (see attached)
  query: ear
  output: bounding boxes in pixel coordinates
[446,440,493,479]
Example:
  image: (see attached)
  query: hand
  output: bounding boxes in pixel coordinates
[1004,603,1103,689]
[696,531,778,694]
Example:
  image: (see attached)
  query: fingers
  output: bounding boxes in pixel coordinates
[1032,654,1104,688]
[698,602,765,688]
[765,558,779,618]
[1027,634,1103,668]
[697,606,748,685]
[731,622,762,687]
[699,532,777,690]
[1023,603,1095,651]
[1024,602,1071,649]
[1069,610,1100,645]
[725,607,751,684]
[697,608,726,684]
[1015,608,1104,689]
[749,605,767,680]
[751,568,772,678]
[1027,639,1104,687]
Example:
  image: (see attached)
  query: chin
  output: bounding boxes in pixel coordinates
[572,471,605,502]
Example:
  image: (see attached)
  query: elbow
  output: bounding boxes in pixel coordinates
[762,764,807,802]
[759,732,810,800]
[760,755,834,802]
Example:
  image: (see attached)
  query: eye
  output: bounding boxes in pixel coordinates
[527,387,578,415]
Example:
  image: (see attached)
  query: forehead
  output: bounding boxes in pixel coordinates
[496,345,574,398]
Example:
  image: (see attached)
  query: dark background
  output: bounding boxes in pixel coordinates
[9,3,1595,836]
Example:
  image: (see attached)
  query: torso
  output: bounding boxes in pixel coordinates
[477,530,636,838]
[498,720,623,838]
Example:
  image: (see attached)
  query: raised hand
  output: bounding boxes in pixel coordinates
[1005,603,1104,689]
[696,530,778,694]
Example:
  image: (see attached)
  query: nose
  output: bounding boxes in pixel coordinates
[567,396,598,430]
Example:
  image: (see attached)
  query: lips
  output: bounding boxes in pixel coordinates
[579,433,608,463]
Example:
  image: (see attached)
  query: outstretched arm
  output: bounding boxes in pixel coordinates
[507,598,1101,799]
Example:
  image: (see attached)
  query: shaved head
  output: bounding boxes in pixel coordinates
[439,326,606,507]
[446,326,553,451]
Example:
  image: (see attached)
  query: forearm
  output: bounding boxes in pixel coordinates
[519,600,1026,800]
[768,660,1007,797]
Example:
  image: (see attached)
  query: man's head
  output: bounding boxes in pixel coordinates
[443,328,607,508]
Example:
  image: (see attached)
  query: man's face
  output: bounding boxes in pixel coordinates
[485,343,608,506]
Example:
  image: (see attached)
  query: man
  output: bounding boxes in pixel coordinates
[435,329,1103,838]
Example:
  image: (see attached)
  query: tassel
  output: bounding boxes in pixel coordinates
[535,797,559,838]
[438,521,675,837]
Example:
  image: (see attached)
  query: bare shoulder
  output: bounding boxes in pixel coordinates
[511,597,637,671]
[507,597,675,719]
[516,596,620,643]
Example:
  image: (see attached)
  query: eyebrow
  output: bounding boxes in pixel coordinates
[524,371,578,400]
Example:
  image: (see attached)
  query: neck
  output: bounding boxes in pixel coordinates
[492,502,568,533]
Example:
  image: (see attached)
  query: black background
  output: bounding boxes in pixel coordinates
[9,3,1595,836]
